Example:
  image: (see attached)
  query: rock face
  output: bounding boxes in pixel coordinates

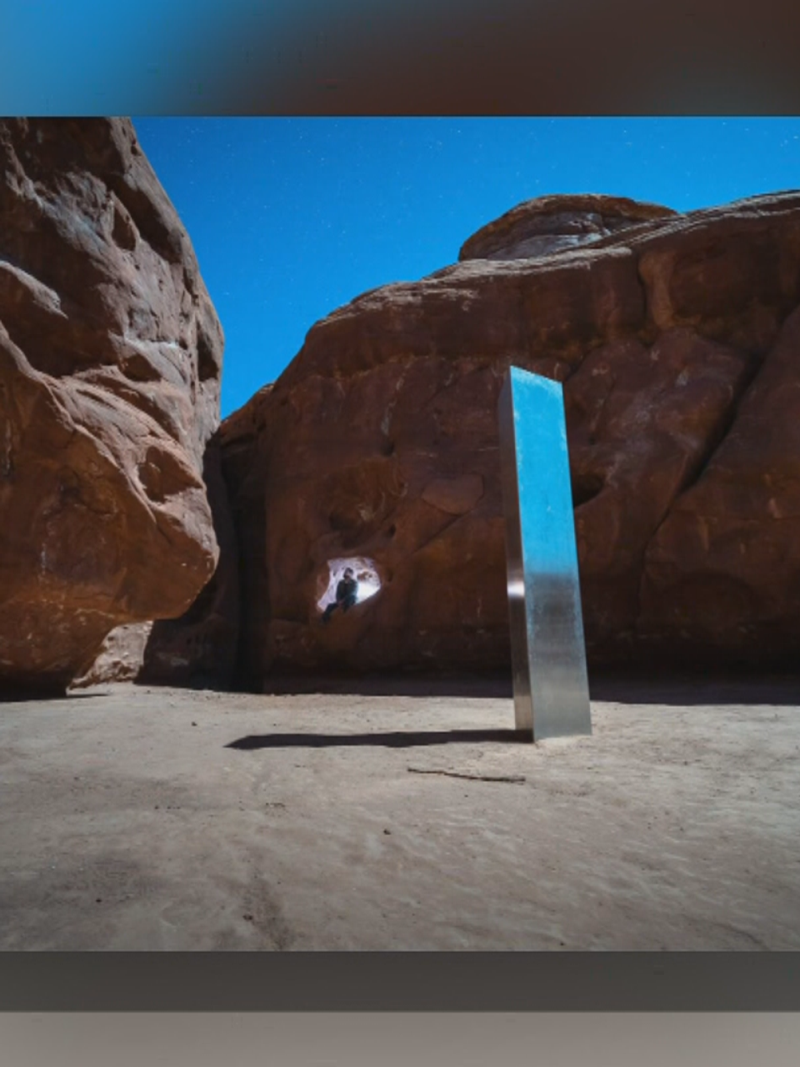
[221,191,800,682]
[459,193,677,261]
[138,433,239,687]
[73,433,240,691]
[0,118,223,694]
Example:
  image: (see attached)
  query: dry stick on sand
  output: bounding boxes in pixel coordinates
[407,767,527,784]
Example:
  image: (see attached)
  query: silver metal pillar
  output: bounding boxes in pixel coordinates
[498,366,592,741]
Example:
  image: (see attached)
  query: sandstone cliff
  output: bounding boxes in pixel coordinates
[219,191,800,682]
[0,118,224,694]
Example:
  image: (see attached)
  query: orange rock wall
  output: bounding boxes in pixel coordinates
[220,192,800,680]
[0,119,223,693]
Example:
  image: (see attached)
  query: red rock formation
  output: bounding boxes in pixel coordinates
[0,118,223,694]
[640,304,800,664]
[459,193,676,261]
[74,434,240,690]
[137,434,240,687]
[221,191,800,681]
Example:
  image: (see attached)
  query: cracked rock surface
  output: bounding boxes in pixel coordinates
[0,118,223,694]
[220,191,800,680]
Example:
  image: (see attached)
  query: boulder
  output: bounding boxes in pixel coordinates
[73,434,240,690]
[0,118,223,695]
[459,192,676,261]
[220,190,800,681]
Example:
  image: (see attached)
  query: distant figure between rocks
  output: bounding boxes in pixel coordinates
[322,568,358,623]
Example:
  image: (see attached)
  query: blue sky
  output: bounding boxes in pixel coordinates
[132,118,800,418]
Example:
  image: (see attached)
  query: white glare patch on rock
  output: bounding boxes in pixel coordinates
[317,557,381,613]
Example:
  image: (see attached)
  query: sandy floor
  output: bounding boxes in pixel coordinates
[1,679,799,950]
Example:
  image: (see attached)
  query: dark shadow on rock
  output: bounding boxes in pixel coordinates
[260,668,800,706]
[226,727,530,750]
[1,686,111,703]
[0,685,67,703]
[139,434,240,689]
[217,391,274,694]
[588,670,800,707]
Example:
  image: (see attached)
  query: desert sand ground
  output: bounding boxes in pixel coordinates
[1,677,799,950]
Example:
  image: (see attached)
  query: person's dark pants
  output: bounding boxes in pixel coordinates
[322,592,357,623]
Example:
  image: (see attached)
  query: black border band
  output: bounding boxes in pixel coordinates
[1,953,798,1012]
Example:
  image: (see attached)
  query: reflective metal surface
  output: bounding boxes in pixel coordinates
[498,366,592,741]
